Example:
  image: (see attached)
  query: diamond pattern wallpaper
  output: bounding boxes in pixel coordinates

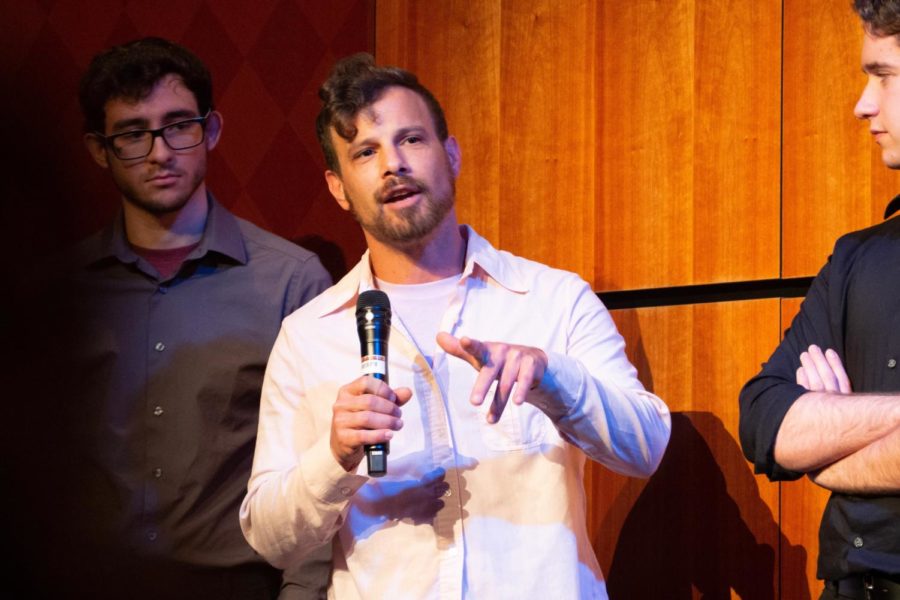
[1,0,374,281]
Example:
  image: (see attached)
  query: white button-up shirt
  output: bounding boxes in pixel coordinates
[241,226,671,599]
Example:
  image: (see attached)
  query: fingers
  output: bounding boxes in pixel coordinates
[824,348,852,394]
[330,376,409,472]
[436,332,484,370]
[796,365,810,389]
[797,345,851,394]
[798,349,825,391]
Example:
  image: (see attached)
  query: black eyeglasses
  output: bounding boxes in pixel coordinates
[96,111,211,160]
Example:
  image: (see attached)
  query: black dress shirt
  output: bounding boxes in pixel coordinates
[739,214,900,581]
[13,195,332,597]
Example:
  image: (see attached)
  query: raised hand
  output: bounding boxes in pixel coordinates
[436,332,547,424]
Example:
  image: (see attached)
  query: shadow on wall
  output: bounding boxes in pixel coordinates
[294,234,349,283]
[602,411,810,599]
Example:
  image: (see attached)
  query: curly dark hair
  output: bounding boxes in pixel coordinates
[316,53,448,173]
[854,0,900,36]
[78,37,213,133]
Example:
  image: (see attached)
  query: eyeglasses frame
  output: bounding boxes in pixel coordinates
[93,110,213,160]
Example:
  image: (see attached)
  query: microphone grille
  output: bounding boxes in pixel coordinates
[357,289,390,310]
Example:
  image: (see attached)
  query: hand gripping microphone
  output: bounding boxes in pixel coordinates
[355,290,392,477]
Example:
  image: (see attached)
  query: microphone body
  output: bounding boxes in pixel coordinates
[355,290,392,477]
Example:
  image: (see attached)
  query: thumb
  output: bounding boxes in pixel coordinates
[436,332,483,370]
[394,387,414,407]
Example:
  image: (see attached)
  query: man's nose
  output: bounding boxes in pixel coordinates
[854,81,879,120]
[382,145,409,176]
[146,133,176,163]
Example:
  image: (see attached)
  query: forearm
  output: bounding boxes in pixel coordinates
[774,391,900,472]
[531,352,671,478]
[809,423,900,493]
[240,437,365,568]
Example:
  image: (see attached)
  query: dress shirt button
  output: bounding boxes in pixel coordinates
[153,468,163,479]
[153,406,164,417]
[853,536,864,548]
[154,342,166,352]
[158,285,168,295]
[444,489,453,497]
[340,487,352,496]
[147,530,158,541]
[888,358,897,369]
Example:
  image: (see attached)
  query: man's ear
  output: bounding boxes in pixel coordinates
[84,133,110,169]
[444,135,461,178]
[204,110,223,150]
[325,170,351,211]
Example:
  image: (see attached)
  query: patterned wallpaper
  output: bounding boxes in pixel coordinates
[1,0,373,281]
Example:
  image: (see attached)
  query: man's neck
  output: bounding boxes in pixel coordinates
[367,218,467,284]
[122,187,209,250]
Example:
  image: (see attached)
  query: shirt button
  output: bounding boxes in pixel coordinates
[148,531,158,541]
[888,358,897,369]
[154,342,166,352]
[853,536,864,548]
[153,406,164,417]
[340,487,352,496]
[444,489,453,497]
[153,468,163,479]
[158,286,168,295]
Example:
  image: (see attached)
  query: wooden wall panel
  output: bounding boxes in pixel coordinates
[596,0,781,291]
[783,0,900,277]
[778,297,832,599]
[585,300,795,598]
[378,0,780,289]
[498,0,597,278]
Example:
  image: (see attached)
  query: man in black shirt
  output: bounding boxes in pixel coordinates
[740,2,900,598]
[13,38,332,598]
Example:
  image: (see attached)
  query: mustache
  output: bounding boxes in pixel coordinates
[376,176,426,203]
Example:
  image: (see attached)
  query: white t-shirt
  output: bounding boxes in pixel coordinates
[375,274,459,368]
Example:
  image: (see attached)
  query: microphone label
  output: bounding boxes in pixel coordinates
[360,355,387,376]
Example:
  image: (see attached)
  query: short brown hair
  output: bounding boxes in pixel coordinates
[316,53,448,173]
[854,0,900,37]
[79,37,213,133]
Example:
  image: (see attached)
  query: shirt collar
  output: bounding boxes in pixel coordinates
[315,225,530,318]
[90,192,248,267]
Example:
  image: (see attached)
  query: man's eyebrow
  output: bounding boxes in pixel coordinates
[163,109,199,121]
[347,135,376,154]
[109,117,148,132]
[863,60,898,73]
[108,110,199,133]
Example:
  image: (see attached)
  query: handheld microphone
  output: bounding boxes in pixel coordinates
[355,290,392,477]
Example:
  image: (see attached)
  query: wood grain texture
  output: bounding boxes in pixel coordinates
[783,1,900,277]
[778,297,831,599]
[596,0,781,291]
[586,300,793,598]
[497,0,597,278]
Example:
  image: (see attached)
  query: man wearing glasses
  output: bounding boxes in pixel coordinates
[23,38,331,598]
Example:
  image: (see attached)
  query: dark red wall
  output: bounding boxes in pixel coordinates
[1,0,374,281]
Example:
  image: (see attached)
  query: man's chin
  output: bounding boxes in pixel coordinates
[125,193,192,216]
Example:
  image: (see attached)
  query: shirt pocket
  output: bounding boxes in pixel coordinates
[478,381,548,451]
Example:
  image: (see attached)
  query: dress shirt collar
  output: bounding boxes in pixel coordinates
[90,193,248,268]
[315,225,530,318]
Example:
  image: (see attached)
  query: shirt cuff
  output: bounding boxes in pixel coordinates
[528,350,583,420]
[298,435,368,505]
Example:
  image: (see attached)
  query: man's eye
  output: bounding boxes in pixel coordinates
[355,148,375,159]
[120,131,147,142]
[169,121,193,131]
[405,136,422,144]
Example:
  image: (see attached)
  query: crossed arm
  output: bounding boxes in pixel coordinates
[775,344,900,493]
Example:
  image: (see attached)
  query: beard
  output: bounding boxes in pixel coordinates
[112,163,206,217]
[347,173,455,245]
